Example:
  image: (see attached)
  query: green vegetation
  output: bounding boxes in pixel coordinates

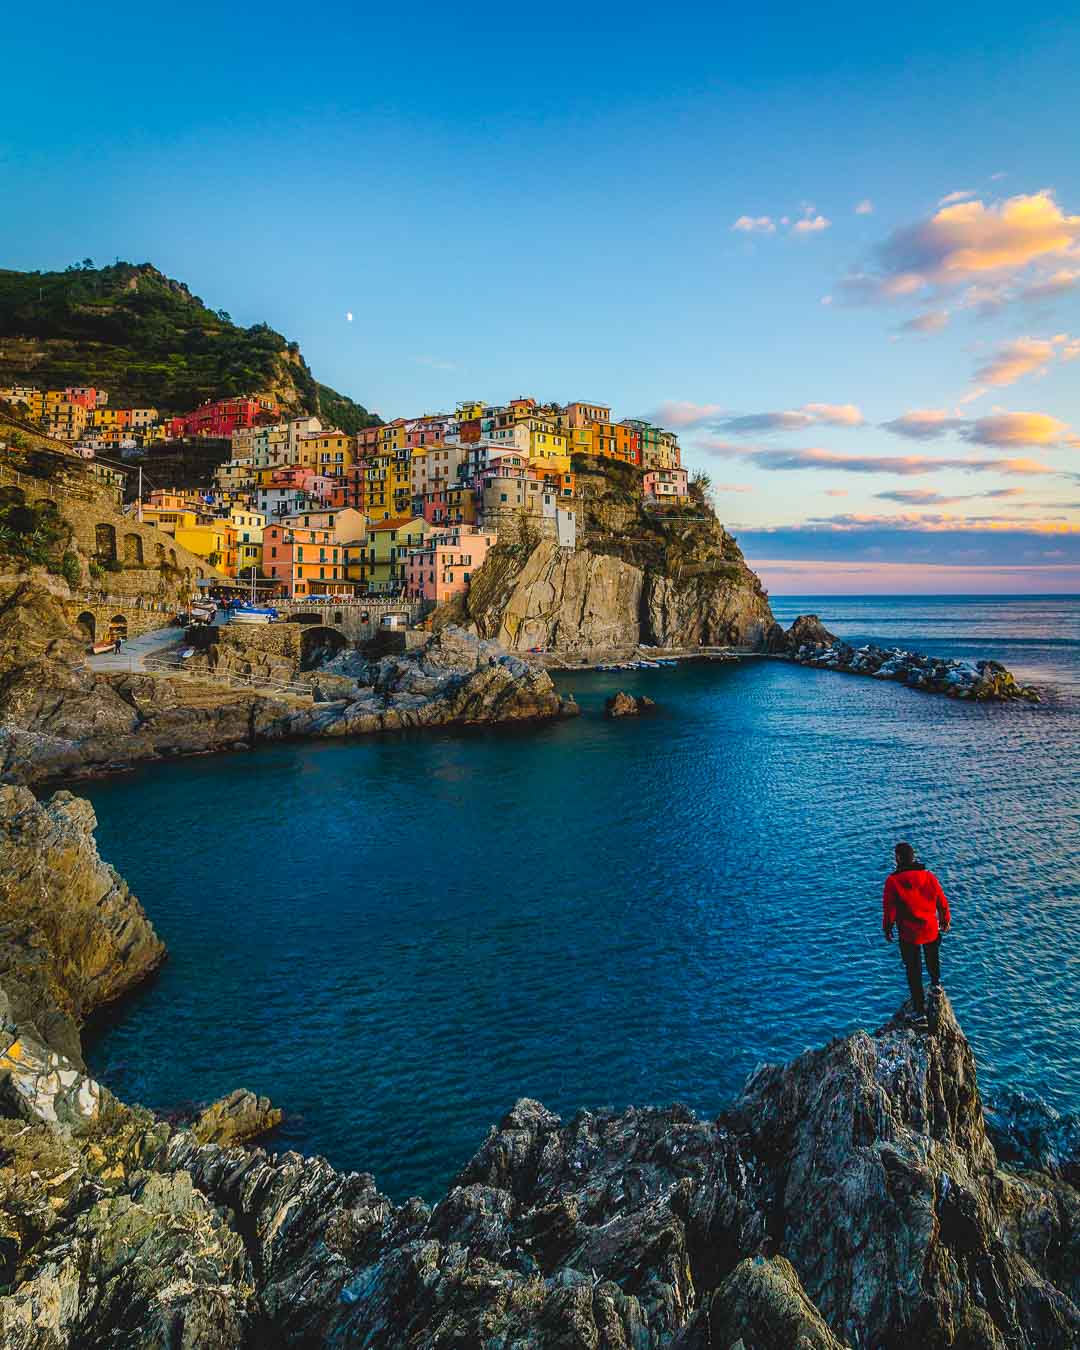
[60,550,82,589]
[0,262,379,430]
[0,488,73,568]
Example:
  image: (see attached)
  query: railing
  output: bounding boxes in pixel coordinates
[142,653,314,697]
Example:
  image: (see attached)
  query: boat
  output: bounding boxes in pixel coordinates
[231,605,279,625]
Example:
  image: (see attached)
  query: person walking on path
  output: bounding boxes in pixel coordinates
[113,635,123,656]
[883,841,951,1028]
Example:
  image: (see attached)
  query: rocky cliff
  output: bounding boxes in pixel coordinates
[463,460,774,655]
[0,787,1076,1347]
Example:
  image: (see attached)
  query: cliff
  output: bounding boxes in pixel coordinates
[0,786,1076,1346]
[0,262,377,432]
[463,459,775,654]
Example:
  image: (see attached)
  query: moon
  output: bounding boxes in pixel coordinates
[346,311,353,322]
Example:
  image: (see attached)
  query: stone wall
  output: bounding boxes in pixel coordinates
[194,622,304,683]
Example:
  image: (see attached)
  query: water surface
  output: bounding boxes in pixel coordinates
[82,596,1080,1200]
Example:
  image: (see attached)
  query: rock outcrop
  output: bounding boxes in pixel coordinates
[769,613,1041,702]
[1,785,1076,1346]
[605,690,656,717]
[0,581,576,784]
[463,461,774,655]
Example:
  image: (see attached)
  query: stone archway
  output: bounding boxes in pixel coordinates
[155,542,166,563]
[75,611,96,642]
[300,625,347,670]
[123,532,144,565]
[95,523,117,561]
[108,614,128,641]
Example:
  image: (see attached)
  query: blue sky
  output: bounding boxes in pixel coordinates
[4,1,1079,592]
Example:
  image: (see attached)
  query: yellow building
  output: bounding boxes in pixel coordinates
[230,506,265,581]
[140,507,201,537]
[456,399,485,420]
[297,431,354,477]
[365,515,430,593]
[174,522,238,577]
[42,401,89,442]
[520,415,567,459]
[567,426,593,456]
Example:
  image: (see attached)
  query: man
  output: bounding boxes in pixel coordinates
[883,841,951,1027]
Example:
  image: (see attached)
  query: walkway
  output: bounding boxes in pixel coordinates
[87,625,186,673]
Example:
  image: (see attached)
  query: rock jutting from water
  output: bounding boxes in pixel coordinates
[605,690,657,717]
[0,785,1077,1347]
[768,614,1041,702]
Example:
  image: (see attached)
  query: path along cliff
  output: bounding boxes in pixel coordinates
[0,786,1076,1347]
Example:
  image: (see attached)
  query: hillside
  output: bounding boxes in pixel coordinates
[0,261,378,432]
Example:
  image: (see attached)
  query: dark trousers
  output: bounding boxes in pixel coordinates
[899,937,940,1013]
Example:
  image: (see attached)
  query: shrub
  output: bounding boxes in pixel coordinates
[61,550,82,589]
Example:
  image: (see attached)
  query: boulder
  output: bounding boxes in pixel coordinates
[192,1088,283,1147]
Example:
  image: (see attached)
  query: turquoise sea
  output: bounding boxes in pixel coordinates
[80,596,1080,1201]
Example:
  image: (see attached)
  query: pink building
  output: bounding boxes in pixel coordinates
[405,528,496,604]
[64,386,101,409]
[643,467,689,501]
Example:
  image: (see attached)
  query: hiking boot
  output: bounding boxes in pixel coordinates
[906,1009,929,1030]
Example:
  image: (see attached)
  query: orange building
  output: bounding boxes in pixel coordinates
[261,523,349,597]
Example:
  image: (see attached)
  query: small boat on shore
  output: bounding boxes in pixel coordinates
[231,605,279,625]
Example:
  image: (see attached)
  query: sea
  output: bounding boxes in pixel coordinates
[79,595,1080,1201]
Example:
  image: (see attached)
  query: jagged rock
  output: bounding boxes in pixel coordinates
[605,691,656,717]
[767,613,837,654]
[0,792,1076,1346]
[191,1089,282,1147]
[675,1256,848,1349]
[768,613,1040,703]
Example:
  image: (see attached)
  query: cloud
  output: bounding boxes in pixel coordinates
[965,411,1071,447]
[974,337,1053,386]
[1021,269,1079,302]
[649,401,723,429]
[898,310,950,335]
[746,557,1080,595]
[712,483,755,493]
[882,406,1079,448]
[714,403,864,434]
[855,200,874,215]
[696,440,1055,476]
[875,487,1027,505]
[793,214,831,234]
[783,512,1078,534]
[881,410,967,440]
[824,488,848,497]
[733,215,776,234]
[834,191,1080,305]
[939,189,977,206]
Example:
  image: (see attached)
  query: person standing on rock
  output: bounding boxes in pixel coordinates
[883,841,951,1028]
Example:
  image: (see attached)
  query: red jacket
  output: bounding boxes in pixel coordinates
[883,866,950,944]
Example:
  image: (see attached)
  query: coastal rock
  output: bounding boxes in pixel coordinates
[0,794,1077,1346]
[770,613,1040,702]
[605,690,656,717]
[0,583,575,786]
[192,1088,283,1147]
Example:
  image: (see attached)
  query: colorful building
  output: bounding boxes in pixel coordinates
[643,467,690,502]
[174,521,238,577]
[181,396,267,439]
[405,527,496,604]
[364,516,430,593]
[262,523,348,597]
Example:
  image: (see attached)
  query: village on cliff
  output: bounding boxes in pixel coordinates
[0,384,690,607]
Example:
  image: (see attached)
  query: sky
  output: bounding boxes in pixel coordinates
[4,1,1080,593]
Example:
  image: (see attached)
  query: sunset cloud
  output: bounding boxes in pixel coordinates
[714,403,864,434]
[899,310,950,335]
[650,400,723,429]
[793,214,831,234]
[974,336,1060,386]
[733,215,776,234]
[855,200,874,215]
[1021,269,1080,302]
[965,411,1072,447]
[938,189,977,206]
[834,191,1080,305]
[881,410,967,440]
[696,440,1055,476]
[875,487,1026,505]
